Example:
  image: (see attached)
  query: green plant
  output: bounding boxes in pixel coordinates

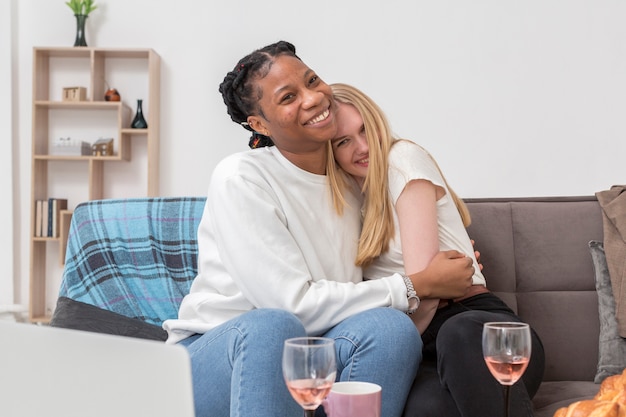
[65,0,97,16]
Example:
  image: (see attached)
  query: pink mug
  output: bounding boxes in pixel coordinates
[322,381,382,417]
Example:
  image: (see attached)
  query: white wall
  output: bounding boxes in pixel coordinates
[8,0,626,309]
[0,1,17,312]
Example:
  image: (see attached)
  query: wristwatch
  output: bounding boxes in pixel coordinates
[402,275,420,315]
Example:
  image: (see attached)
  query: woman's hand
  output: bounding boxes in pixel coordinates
[471,239,484,271]
[408,250,474,299]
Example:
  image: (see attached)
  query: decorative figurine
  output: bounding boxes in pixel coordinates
[104,88,121,102]
[131,99,148,129]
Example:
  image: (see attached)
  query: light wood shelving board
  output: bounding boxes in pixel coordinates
[29,47,160,323]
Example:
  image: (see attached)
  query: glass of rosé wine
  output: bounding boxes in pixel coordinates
[282,337,337,417]
[482,322,531,417]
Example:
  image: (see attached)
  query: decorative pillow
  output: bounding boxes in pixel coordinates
[589,240,626,383]
[50,296,168,341]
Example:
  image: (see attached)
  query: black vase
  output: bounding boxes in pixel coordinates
[131,99,148,129]
[73,14,88,47]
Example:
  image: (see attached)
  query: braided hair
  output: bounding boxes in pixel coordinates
[218,41,300,149]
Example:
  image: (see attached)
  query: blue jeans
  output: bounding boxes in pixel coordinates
[179,308,422,417]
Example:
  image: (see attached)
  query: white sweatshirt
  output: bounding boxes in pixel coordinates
[163,146,409,344]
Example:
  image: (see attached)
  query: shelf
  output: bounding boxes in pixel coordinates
[31,209,71,263]
[34,100,124,110]
[32,236,62,242]
[34,46,156,59]
[29,46,160,323]
[34,154,125,161]
[121,128,148,135]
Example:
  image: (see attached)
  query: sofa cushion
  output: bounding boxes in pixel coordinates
[532,381,599,417]
[589,240,626,383]
[50,296,167,341]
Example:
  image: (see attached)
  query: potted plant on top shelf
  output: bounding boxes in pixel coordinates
[65,0,97,47]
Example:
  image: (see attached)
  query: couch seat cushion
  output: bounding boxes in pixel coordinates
[532,381,598,417]
[50,297,167,341]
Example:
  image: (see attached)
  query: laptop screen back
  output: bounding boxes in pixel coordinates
[0,321,195,417]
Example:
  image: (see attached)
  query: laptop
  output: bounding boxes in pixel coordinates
[0,321,195,417]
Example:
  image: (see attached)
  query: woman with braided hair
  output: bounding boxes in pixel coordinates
[163,41,476,417]
[328,83,545,417]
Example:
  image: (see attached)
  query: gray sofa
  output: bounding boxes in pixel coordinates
[464,196,603,417]
[50,196,609,417]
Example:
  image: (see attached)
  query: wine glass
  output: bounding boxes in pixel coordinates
[282,337,337,417]
[482,322,532,417]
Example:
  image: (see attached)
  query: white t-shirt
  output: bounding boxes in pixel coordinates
[364,140,486,288]
[163,146,409,344]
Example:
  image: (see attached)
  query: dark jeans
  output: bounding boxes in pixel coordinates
[403,293,545,417]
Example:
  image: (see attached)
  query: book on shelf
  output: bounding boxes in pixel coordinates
[42,200,49,238]
[35,200,43,237]
[50,198,68,238]
[34,198,68,237]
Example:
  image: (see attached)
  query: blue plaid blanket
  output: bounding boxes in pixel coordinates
[59,197,206,326]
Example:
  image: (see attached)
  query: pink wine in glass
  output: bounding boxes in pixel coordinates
[482,322,532,417]
[484,355,530,385]
[283,337,337,417]
[286,378,334,410]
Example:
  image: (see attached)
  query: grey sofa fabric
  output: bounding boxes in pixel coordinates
[464,197,603,417]
[51,296,168,341]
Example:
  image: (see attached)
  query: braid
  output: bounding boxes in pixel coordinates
[218,41,299,148]
[219,67,255,129]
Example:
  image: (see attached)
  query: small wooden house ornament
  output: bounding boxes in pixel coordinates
[91,138,114,156]
[62,86,87,102]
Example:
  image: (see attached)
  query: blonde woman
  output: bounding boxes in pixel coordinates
[329,83,545,417]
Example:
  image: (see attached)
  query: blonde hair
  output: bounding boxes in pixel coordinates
[328,83,471,268]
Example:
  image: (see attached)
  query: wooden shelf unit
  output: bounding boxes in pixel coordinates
[29,47,160,323]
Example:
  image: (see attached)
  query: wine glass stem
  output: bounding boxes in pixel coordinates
[304,409,316,417]
[503,385,511,417]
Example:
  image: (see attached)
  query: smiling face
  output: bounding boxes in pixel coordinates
[331,102,370,184]
[247,55,337,157]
